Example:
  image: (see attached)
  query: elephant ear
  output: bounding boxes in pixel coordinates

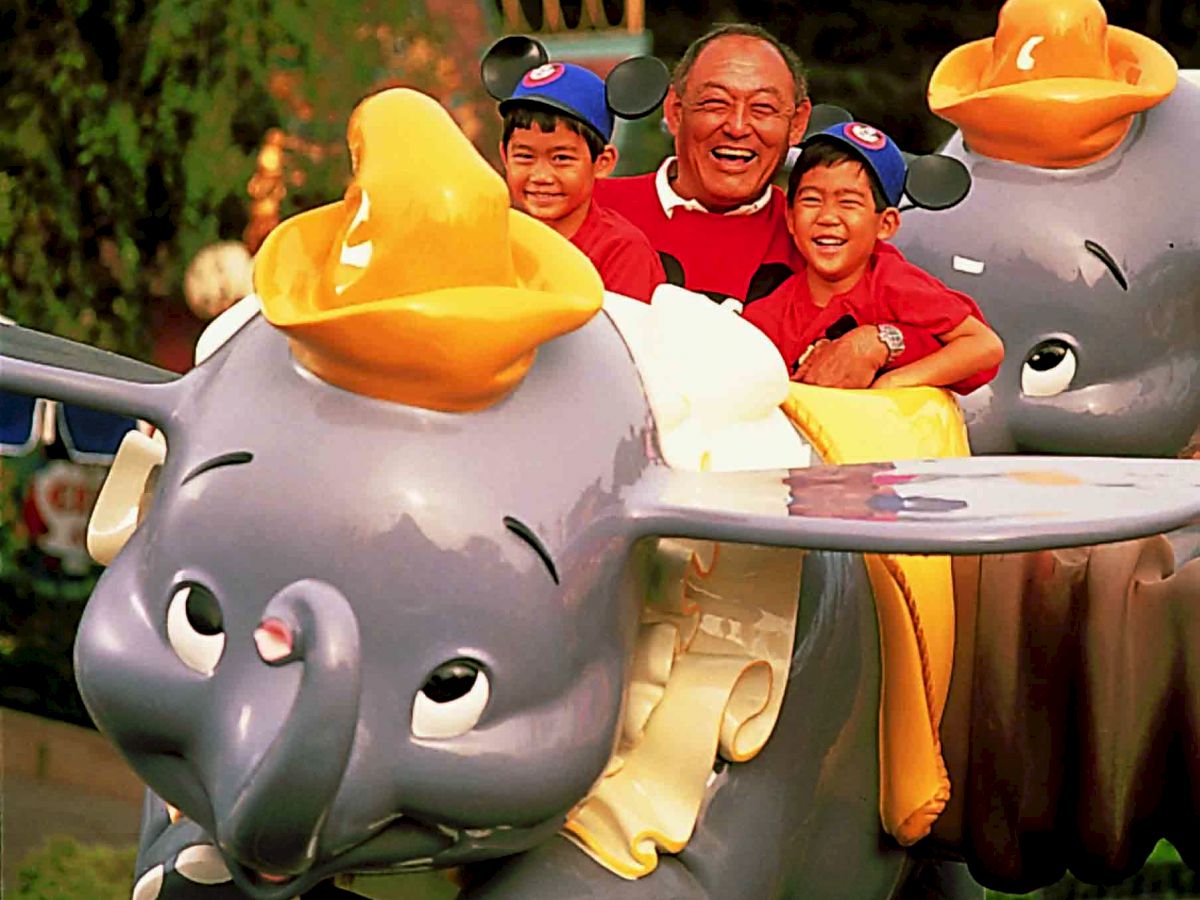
[623,457,1200,555]
[606,56,670,119]
[904,154,971,211]
[0,324,181,428]
[480,35,549,100]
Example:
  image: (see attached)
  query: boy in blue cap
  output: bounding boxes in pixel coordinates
[744,122,1003,392]
[499,62,665,302]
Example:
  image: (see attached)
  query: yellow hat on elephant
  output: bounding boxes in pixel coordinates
[928,0,1176,168]
[253,88,603,412]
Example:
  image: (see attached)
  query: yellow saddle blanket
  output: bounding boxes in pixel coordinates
[782,384,968,845]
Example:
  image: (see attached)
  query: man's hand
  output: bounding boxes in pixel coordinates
[792,324,888,388]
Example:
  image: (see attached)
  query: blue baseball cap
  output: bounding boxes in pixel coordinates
[500,62,614,143]
[802,122,907,207]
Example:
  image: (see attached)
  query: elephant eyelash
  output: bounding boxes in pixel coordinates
[1084,240,1128,292]
[503,516,559,585]
[182,451,254,485]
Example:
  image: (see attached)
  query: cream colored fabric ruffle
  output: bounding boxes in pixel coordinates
[563,538,803,878]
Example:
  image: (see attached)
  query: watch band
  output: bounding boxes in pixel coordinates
[877,323,905,364]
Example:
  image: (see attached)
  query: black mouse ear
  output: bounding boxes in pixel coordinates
[802,104,853,140]
[606,56,670,119]
[904,154,971,211]
[480,36,549,101]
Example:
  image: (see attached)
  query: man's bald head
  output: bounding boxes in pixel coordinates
[674,24,808,104]
[664,25,811,212]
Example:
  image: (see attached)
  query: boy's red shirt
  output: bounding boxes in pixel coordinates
[568,201,665,303]
[743,241,998,394]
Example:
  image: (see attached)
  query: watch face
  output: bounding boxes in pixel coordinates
[878,324,905,360]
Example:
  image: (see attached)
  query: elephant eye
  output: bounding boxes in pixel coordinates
[411,659,490,739]
[167,583,226,675]
[1021,339,1077,398]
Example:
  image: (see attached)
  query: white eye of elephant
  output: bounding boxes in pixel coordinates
[412,659,490,739]
[1021,340,1077,398]
[167,584,226,675]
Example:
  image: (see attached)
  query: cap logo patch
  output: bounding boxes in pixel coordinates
[844,122,887,151]
[522,63,566,87]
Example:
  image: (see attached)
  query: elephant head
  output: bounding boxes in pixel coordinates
[894,6,1200,457]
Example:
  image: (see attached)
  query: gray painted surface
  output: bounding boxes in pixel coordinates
[895,79,1200,458]
[3,306,1200,898]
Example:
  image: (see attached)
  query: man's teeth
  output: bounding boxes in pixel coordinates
[713,149,755,160]
[814,237,844,246]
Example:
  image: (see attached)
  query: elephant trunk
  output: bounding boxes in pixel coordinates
[218,579,361,876]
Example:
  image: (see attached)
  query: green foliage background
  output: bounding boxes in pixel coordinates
[13,838,138,900]
[13,837,458,898]
[1,0,437,359]
[0,0,484,728]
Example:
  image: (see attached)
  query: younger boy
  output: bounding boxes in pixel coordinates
[743,122,1003,392]
[499,63,665,302]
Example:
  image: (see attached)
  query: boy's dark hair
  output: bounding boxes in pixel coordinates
[673,24,807,103]
[787,140,890,212]
[501,106,607,161]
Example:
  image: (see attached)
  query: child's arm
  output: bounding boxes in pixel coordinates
[871,315,1003,390]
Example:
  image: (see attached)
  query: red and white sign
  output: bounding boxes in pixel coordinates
[27,460,107,575]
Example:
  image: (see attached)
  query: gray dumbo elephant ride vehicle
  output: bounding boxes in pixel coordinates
[893,0,1200,459]
[6,87,1200,900]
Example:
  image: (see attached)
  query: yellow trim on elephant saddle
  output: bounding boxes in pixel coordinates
[782,383,969,846]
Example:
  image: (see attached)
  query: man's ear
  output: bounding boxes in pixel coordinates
[594,144,619,179]
[663,85,683,138]
[877,207,900,241]
[788,98,813,148]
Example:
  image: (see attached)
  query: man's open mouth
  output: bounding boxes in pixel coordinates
[710,147,757,166]
[812,236,846,248]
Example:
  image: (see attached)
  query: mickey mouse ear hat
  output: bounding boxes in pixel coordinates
[799,121,973,212]
[481,36,669,143]
[929,0,1177,167]
[481,34,550,99]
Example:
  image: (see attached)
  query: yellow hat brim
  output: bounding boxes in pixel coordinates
[929,27,1177,167]
[255,201,603,411]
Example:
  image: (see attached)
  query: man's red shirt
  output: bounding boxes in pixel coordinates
[568,201,664,303]
[743,242,998,394]
[595,169,987,392]
[593,173,801,304]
